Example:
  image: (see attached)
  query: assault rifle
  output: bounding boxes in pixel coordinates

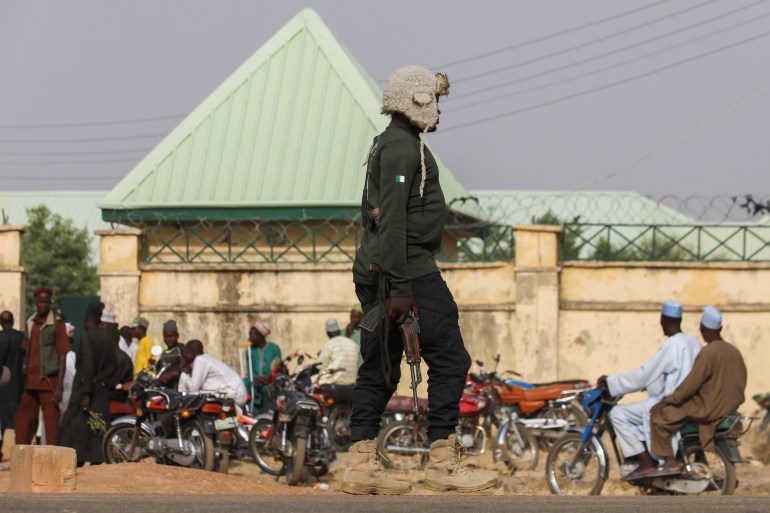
[359,305,423,416]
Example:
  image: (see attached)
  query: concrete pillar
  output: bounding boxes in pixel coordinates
[513,224,562,382]
[96,228,142,325]
[0,225,25,322]
[10,445,77,493]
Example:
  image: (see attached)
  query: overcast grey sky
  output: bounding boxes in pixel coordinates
[1,0,768,197]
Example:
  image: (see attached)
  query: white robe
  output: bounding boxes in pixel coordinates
[178,354,247,406]
[607,332,701,458]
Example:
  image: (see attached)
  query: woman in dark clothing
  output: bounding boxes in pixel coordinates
[59,301,117,465]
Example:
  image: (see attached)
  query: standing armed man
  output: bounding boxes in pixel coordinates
[343,65,497,495]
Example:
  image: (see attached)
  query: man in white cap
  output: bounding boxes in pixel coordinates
[315,319,359,386]
[597,300,701,478]
[649,306,747,476]
[245,320,281,412]
[346,65,496,495]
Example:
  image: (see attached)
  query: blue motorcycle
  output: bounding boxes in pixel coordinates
[545,388,750,495]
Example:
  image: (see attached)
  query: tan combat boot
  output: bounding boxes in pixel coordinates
[424,434,499,492]
[341,440,412,495]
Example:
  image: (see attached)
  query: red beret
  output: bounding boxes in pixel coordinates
[33,287,53,298]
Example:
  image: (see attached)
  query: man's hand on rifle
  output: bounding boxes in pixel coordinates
[388,295,420,324]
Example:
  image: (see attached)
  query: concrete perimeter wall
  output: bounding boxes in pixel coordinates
[4,224,767,410]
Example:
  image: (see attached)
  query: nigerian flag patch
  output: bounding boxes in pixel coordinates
[396,175,405,183]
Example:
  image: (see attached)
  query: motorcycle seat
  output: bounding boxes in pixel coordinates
[521,384,574,402]
[384,395,428,413]
[680,415,738,435]
[319,383,355,402]
[529,379,588,388]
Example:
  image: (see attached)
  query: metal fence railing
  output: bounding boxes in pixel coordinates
[140,219,515,265]
[562,224,770,262]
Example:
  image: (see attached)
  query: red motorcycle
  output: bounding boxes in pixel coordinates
[376,389,514,471]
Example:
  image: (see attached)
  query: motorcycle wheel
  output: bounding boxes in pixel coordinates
[501,423,539,472]
[328,405,352,452]
[215,442,230,474]
[545,432,606,495]
[286,436,307,486]
[248,419,283,476]
[377,419,429,471]
[102,424,150,464]
[182,420,215,471]
[684,443,736,495]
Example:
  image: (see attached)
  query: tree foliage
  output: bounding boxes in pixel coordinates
[22,205,99,316]
[533,210,584,260]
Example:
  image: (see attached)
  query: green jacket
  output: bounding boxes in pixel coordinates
[352,123,446,296]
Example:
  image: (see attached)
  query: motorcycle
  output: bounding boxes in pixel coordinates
[466,356,586,471]
[376,387,538,472]
[315,383,355,452]
[102,347,231,473]
[247,355,337,485]
[545,387,751,495]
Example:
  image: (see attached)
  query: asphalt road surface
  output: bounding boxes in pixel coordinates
[3,495,770,513]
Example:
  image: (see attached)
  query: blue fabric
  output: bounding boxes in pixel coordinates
[701,305,722,329]
[661,300,683,319]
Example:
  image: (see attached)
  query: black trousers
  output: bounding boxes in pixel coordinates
[350,272,471,443]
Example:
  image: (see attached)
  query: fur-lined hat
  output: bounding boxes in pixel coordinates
[381,65,449,131]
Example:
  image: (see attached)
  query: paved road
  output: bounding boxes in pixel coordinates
[3,494,770,513]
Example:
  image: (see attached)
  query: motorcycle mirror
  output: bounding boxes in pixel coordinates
[297,355,305,365]
[150,345,163,358]
[475,359,484,367]
[495,354,501,362]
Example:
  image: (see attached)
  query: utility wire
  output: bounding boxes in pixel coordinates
[453,0,723,85]
[0,133,166,143]
[569,75,770,190]
[441,28,770,132]
[0,114,184,129]
[451,7,770,112]
[451,0,768,101]
[433,0,673,70]
[0,158,140,165]
[0,148,150,156]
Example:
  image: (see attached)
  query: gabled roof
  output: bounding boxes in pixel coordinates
[100,8,474,221]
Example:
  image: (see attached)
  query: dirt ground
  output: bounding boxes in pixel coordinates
[2,427,770,496]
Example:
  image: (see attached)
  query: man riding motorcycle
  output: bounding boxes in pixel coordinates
[597,300,701,478]
[649,306,747,477]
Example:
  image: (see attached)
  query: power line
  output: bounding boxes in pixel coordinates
[0,158,140,165]
[0,148,150,156]
[451,0,768,102]
[453,0,723,85]
[0,133,167,143]
[451,7,770,112]
[0,114,184,129]
[441,28,770,132]
[433,0,673,70]
[569,75,770,190]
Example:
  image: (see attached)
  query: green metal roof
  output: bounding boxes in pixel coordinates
[0,191,110,258]
[100,8,474,220]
